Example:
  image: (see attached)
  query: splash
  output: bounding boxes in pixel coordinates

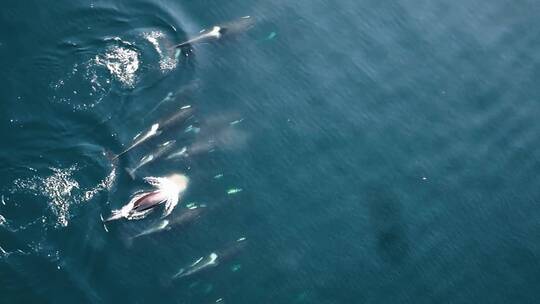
[106,175,188,222]
[83,166,117,201]
[0,214,9,229]
[51,37,140,110]
[142,31,179,72]
[144,31,165,57]
[12,166,79,227]
[94,43,140,87]
[51,59,112,111]
[9,165,117,228]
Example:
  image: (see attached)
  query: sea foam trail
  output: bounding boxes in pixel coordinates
[8,164,116,228]
[94,41,140,88]
[51,37,141,111]
[142,30,180,72]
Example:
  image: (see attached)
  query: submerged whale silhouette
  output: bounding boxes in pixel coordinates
[113,105,194,159]
[172,237,247,280]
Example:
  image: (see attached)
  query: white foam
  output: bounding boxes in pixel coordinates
[95,44,140,88]
[145,175,188,216]
[142,31,179,72]
[107,175,187,221]
[143,31,165,57]
[0,214,8,228]
[51,57,112,111]
[10,164,117,228]
[12,166,79,227]
[159,56,179,71]
[83,166,117,201]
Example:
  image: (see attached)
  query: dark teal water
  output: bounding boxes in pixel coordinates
[2,0,540,303]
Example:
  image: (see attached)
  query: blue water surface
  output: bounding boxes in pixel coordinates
[1,0,540,303]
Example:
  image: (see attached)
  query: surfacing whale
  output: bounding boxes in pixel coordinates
[113,105,194,159]
[104,174,188,222]
[173,16,255,49]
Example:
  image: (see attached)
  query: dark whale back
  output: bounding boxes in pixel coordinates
[133,191,164,212]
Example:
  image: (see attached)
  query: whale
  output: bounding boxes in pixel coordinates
[104,174,189,222]
[144,80,201,120]
[173,16,255,49]
[113,105,194,159]
[129,205,207,241]
[172,237,247,280]
[166,116,248,162]
[126,140,177,178]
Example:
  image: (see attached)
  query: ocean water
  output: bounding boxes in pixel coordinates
[2,0,540,303]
